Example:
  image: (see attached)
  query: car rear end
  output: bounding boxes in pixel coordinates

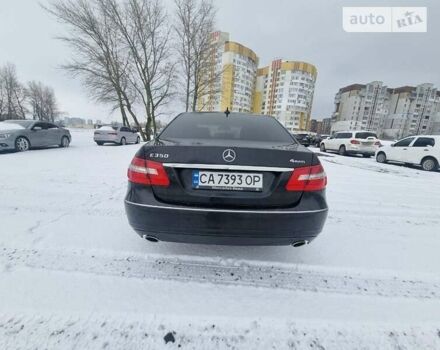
[94,126,119,144]
[347,131,381,156]
[124,112,328,246]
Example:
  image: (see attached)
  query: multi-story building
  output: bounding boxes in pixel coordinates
[198,32,259,113]
[331,81,390,133]
[383,84,440,139]
[253,59,317,132]
[320,118,332,135]
[309,119,319,133]
[331,82,440,138]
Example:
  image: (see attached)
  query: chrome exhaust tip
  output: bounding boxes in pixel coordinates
[142,235,159,243]
[292,240,309,248]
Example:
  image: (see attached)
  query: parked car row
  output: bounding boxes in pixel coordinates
[0,121,143,152]
[292,133,331,147]
[318,130,439,172]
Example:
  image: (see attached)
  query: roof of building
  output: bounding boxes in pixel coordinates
[339,84,366,93]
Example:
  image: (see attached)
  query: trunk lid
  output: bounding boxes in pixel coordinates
[143,141,316,209]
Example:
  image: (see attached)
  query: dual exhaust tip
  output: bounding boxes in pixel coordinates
[143,235,309,248]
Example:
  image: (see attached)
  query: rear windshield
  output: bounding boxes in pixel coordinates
[355,132,377,139]
[160,113,295,143]
[99,126,118,131]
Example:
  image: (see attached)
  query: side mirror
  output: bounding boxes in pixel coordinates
[390,143,395,147]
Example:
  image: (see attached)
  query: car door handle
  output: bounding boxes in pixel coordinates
[424,149,429,151]
[402,148,407,150]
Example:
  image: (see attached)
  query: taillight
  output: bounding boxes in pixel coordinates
[286,164,327,192]
[350,139,360,144]
[374,141,381,146]
[127,157,170,186]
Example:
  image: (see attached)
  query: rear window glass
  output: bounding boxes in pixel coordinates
[160,113,294,143]
[99,126,118,131]
[336,133,352,139]
[355,132,377,139]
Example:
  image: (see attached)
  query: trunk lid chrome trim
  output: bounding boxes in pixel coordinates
[162,163,293,172]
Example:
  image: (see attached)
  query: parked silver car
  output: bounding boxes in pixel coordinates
[0,120,71,152]
[94,126,140,146]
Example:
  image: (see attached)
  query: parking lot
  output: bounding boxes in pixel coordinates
[1,129,440,349]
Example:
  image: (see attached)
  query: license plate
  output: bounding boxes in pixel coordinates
[192,171,263,191]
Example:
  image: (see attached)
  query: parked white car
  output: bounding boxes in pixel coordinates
[94,126,140,146]
[376,135,440,171]
[320,131,381,157]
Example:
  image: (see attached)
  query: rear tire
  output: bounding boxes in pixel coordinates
[60,136,70,148]
[96,142,103,146]
[136,136,140,144]
[338,145,346,156]
[120,137,126,146]
[421,157,438,172]
[15,137,30,152]
[376,152,387,163]
[320,143,326,152]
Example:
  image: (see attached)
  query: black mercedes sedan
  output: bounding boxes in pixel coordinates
[124,112,328,246]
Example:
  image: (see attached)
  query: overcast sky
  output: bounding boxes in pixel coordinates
[0,0,439,122]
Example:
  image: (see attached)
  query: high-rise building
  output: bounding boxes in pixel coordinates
[253,59,317,132]
[331,81,390,133]
[383,84,440,139]
[332,82,440,138]
[198,32,258,113]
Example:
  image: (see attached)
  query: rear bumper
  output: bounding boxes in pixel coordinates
[346,144,377,155]
[346,150,375,156]
[124,185,328,246]
[94,136,119,143]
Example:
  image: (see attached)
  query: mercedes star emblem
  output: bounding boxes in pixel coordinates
[222,149,236,162]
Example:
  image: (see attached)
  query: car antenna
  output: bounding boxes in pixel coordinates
[225,107,230,118]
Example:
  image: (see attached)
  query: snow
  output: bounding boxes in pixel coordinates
[1,129,440,349]
[0,122,25,130]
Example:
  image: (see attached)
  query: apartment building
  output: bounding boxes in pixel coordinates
[253,59,317,132]
[332,82,440,138]
[383,84,440,139]
[197,32,259,113]
[331,81,390,133]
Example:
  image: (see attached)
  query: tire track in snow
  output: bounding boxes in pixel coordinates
[1,247,439,300]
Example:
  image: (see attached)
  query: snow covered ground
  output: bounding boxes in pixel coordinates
[1,129,440,349]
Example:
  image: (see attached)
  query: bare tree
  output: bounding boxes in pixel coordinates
[44,0,147,140]
[26,81,60,122]
[174,0,217,112]
[103,0,176,138]
[0,63,27,120]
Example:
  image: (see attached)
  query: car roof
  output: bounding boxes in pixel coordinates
[335,130,377,133]
[402,135,440,139]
